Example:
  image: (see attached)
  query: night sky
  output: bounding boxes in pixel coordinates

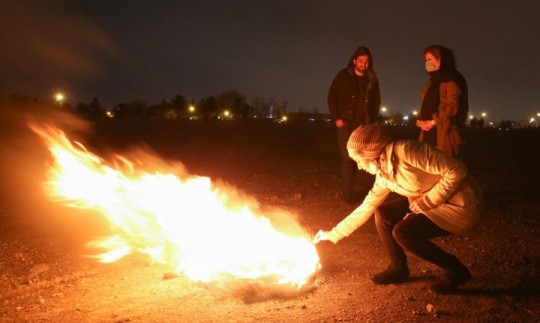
[1,0,539,122]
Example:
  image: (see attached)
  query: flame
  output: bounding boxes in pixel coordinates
[30,123,320,288]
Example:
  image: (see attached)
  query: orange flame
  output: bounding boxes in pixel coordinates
[30,123,320,288]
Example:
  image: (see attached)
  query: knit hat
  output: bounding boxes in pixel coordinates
[346,124,394,159]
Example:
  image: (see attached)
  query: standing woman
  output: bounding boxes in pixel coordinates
[416,45,468,157]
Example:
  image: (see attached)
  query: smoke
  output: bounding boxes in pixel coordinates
[0,99,96,241]
[0,0,120,99]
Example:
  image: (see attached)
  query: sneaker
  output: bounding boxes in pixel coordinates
[429,266,471,294]
[370,265,410,285]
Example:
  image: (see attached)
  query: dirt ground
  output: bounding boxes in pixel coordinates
[1,114,539,322]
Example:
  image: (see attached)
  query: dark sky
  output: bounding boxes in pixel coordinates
[1,0,539,122]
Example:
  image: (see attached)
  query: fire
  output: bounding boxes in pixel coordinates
[30,123,320,289]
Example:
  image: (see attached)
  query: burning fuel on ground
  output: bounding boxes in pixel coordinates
[29,122,321,295]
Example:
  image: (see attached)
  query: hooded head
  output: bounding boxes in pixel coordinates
[347,46,375,72]
[423,44,457,72]
[346,124,394,160]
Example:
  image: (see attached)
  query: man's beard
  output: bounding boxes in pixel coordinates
[355,67,367,76]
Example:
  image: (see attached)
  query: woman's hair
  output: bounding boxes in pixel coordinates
[424,45,457,71]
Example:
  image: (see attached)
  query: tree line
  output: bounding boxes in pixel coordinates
[4,91,292,121]
[0,92,534,130]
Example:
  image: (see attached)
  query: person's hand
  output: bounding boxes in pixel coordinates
[416,120,427,130]
[335,119,345,128]
[409,200,423,214]
[313,230,330,244]
[416,120,436,131]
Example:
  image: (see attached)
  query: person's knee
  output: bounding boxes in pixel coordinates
[392,221,413,248]
[374,208,388,228]
[375,205,398,227]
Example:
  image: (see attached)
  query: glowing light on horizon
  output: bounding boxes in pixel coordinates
[55,92,65,103]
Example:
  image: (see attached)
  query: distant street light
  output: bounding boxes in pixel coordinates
[189,105,195,113]
[55,92,65,104]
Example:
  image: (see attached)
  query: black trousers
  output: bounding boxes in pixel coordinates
[374,197,465,271]
[337,125,358,198]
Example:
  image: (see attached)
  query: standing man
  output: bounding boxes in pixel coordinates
[328,46,381,204]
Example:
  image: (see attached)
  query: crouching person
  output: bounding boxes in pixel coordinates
[313,124,484,293]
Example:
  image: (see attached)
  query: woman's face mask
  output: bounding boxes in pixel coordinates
[424,52,440,72]
[348,149,380,175]
[425,61,439,72]
[357,158,379,175]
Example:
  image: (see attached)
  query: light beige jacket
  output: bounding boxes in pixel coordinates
[327,140,484,243]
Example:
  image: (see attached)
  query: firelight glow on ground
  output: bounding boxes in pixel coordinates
[30,123,320,289]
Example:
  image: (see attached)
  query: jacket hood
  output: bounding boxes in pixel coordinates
[379,141,396,179]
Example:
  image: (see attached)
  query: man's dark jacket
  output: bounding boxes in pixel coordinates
[328,48,381,128]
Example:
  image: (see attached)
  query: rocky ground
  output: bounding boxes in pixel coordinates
[1,115,539,322]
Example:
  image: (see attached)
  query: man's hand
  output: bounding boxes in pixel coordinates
[313,230,330,244]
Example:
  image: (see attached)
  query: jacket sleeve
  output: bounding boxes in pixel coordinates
[402,141,468,210]
[433,81,461,122]
[327,72,343,122]
[327,176,391,243]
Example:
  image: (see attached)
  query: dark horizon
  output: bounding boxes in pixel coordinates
[1,1,539,122]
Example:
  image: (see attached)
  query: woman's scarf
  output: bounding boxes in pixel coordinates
[420,70,468,123]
